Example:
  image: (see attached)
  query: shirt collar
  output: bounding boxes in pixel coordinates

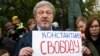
[37,25,52,31]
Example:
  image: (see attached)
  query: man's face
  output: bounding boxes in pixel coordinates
[89,20,100,36]
[5,22,13,30]
[77,21,86,33]
[35,5,54,30]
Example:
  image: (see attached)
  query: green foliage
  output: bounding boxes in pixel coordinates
[0,16,9,27]
[0,16,9,37]
[82,0,96,18]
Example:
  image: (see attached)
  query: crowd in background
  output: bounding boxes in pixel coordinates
[0,0,100,56]
[0,16,36,56]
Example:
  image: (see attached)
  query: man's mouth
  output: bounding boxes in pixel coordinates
[42,20,48,23]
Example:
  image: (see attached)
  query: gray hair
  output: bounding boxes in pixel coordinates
[33,1,55,16]
[76,16,87,25]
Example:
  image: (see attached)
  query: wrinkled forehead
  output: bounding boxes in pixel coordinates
[36,5,53,11]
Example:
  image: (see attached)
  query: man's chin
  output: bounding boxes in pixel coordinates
[41,25,50,30]
[41,24,49,27]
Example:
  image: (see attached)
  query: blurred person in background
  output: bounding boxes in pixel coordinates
[85,16,100,56]
[76,17,87,41]
[0,49,10,56]
[26,19,36,32]
[0,28,2,39]
[76,17,87,33]
[5,22,19,42]
[0,28,3,48]
[0,24,17,56]
[12,16,26,38]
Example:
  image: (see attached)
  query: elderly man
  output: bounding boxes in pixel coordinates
[15,1,91,56]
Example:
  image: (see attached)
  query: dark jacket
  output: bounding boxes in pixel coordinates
[84,34,100,56]
[83,40,99,56]
[0,37,17,56]
[14,26,58,56]
[0,38,3,48]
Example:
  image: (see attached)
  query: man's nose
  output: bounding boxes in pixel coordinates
[43,13,47,17]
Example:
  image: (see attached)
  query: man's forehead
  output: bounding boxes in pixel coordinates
[37,5,52,10]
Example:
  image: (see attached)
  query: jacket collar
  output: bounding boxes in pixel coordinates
[33,25,58,31]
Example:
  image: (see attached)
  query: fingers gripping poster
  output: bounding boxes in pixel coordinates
[32,31,82,56]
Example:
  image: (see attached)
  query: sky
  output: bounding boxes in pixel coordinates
[83,0,86,3]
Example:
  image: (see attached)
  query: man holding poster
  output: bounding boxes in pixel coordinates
[15,1,91,56]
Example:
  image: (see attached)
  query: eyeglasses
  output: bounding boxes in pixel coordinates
[89,25,100,30]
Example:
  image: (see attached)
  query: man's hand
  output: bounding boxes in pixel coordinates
[19,47,33,56]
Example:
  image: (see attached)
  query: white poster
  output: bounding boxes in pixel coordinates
[32,31,82,56]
